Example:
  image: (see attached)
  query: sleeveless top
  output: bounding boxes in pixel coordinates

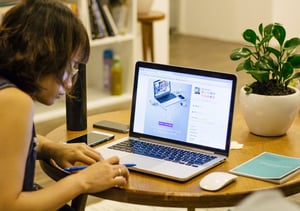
[0,77,37,191]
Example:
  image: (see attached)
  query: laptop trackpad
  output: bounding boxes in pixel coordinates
[119,155,164,169]
[120,154,202,180]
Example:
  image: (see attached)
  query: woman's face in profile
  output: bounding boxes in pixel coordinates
[34,49,81,105]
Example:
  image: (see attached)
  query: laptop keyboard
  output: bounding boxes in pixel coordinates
[108,139,217,167]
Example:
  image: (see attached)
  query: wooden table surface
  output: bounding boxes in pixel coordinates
[43,109,300,209]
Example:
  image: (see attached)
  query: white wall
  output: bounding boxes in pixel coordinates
[272,0,300,38]
[177,0,300,43]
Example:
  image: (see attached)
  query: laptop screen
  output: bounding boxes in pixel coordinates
[130,62,237,155]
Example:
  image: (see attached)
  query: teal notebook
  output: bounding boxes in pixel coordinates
[230,152,300,184]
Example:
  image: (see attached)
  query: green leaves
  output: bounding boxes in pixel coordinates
[284,37,300,49]
[288,54,300,68]
[281,62,294,79]
[246,70,269,83]
[229,22,300,90]
[243,29,257,45]
[272,24,285,46]
[230,48,252,60]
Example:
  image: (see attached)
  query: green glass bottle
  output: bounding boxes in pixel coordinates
[111,55,123,95]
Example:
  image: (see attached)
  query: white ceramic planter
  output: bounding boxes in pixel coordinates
[239,86,300,136]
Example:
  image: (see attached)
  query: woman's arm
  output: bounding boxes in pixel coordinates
[0,87,35,210]
[0,88,129,211]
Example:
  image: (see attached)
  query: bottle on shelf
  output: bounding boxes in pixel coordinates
[103,49,113,92]
[111,54,123,95]
[66,63,87,131]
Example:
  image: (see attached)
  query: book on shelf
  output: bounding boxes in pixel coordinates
[110,0,129,34]
[96,0,116,36]
[89,0,108,39]
[102,3,119,35]
[88,0,103,39]
[230,152,300,184]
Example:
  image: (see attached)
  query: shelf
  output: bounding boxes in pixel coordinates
[90,34,134,47]
[34,88,132,123]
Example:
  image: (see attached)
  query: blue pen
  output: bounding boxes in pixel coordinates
[64,163,136,172]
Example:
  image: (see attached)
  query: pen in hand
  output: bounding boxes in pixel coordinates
[64,163,136,172]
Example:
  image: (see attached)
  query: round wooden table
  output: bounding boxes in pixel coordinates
[40,109,300,211]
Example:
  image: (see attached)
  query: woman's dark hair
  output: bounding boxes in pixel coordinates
[0,0,90,95]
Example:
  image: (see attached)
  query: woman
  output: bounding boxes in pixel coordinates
[0,0,129,210]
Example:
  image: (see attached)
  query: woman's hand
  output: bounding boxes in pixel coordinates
[51,142,103,168]
[74,156,130,193]
[36,134,103,167]
[37,135,130,196]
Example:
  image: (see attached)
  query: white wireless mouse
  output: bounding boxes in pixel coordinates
[199,172,237,191]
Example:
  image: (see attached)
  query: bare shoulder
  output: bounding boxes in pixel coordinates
[0,86,33,103]
[0,87,34,115]
[0,87,34,146]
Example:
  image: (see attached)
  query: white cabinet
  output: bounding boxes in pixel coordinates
[34,0,137,123]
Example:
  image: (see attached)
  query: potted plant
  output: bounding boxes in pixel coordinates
[230,23,300,136]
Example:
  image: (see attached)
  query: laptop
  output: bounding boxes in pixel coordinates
[153,79,181,108]
[97,61,237,181]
